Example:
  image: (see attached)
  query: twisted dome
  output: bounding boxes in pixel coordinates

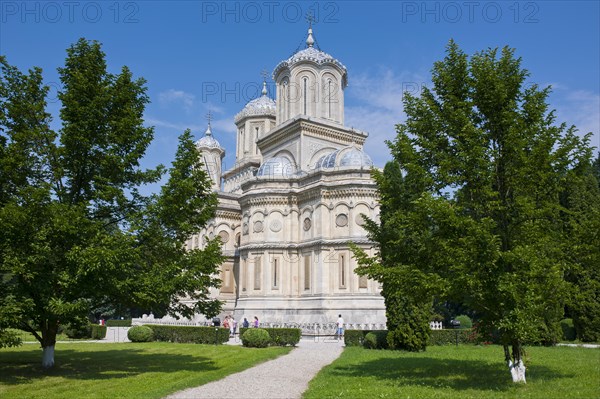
[314,147,373,169]
[256,157,295,177]
[273,28,348,86]
[195,124,223,151]
[234,81,276,123]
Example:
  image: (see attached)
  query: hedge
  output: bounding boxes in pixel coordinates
[364,331,389,349]
[148,325,230,344]
[344,330,372,346]
[238,327,301,346]
[560,318,577,341]
[346,329,476,347]
[106,319,132,327]
[91,325,107,339]
[429,329,475,345]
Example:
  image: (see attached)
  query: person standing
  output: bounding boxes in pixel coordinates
[243,317,249,328]
[253,316,259,328]
[337,314,345,340]
[230,316,237,337]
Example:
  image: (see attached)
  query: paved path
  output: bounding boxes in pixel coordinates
[165,338,344,399]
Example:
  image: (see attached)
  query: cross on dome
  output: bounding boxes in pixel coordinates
[205,110,213,135]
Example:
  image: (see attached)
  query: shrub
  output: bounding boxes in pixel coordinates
[344,330,369,346]
[429,329,474,345]
[106,319,132,327]
[148,325,229,344]
[265,328,301,346]
[64,323,91,339]
[242,328,271,348]
[560,318,577,341]
[238,327,301,346]
[91,325,107,339]
[128,325,154,342]
[364,331,388,349]
[455,315,473,329]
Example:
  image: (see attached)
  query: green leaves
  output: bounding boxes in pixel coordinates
[355,40,598,359]
[0,40,224,365]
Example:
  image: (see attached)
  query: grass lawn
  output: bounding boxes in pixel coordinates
[304,345,600,399]
[0,342,291,399]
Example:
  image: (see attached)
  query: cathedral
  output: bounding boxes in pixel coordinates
[186,27,386,325]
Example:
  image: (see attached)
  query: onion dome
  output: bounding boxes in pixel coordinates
[195,123,224,150]
[234,80,276,123]
[273,27,348,87]
[256,157,296,177]
[314,146,373,169]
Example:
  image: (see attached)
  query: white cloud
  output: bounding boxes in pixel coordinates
[158,89,196,111]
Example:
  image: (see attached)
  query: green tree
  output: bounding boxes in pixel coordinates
[354,41,595,383]
[0,40,223,368]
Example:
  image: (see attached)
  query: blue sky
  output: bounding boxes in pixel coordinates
[2,1,599,193]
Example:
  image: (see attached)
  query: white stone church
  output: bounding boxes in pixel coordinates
[186,27,386,326]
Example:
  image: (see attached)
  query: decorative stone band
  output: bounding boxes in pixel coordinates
[237,237,374,252]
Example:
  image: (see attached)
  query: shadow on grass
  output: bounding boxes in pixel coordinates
[331,354,573,392]
[0,346,218,385]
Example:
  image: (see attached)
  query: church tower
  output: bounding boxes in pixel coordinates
[195,113,225,191]
[273,25,347,126]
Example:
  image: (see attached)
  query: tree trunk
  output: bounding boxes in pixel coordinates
[39,320,59,369]
[42,345,55,368]
[504,343,526,383]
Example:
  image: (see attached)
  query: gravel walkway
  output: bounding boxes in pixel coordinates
[165,338,344,399]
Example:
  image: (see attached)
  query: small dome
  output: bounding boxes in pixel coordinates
[234,81,276,123]
[256,157,295,177]
[273,28,348,86]
[315,150,340,169]
[196,124,224,151]
[314,147,373,169]
[340,148,373,167]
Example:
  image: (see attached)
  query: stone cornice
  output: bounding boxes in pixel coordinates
[256,117,367,152]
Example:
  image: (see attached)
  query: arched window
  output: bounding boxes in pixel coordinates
[303,77,308,115]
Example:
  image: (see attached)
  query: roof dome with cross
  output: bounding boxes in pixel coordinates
[273,24,348,87]
[234,80,276,123]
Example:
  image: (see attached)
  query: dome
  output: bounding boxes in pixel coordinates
[314,147,373,169]
[340,148,373,167]
[273,28,348,86]
[256,157,295,177]
[234,81,276,123]
[196,124,224,151]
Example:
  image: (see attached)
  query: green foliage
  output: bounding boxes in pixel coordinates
[90,325,107,340]
[353,40,596,374]
[0,40,223,367]
[64,324,91,339]
[241,328,271,348]
[105,319,132,327]
[455,315,473,329]
[127,326,154,342]
[560,319,576,341]
[364,331,389,349]
[344,330,368,347]
[428,329,475,345]
[264,328,301,346]
[238,327,301,346]
[148,325,229,344]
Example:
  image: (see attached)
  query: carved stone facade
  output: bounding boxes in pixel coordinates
[186,28,386,325]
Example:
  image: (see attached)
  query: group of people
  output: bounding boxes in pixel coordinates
[221,315,261,337]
